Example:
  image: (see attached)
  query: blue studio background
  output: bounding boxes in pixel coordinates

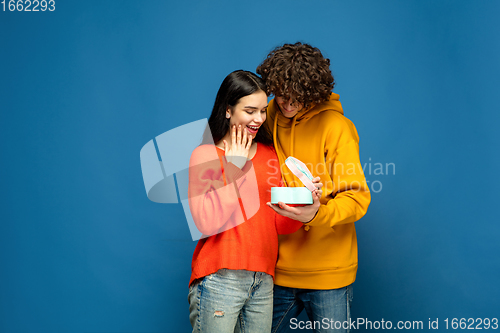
[1,1,499,332]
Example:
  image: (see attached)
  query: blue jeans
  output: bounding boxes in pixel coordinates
[272,284,353,333]
[188,269,273,333]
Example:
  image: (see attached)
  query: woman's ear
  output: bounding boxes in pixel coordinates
[226,109,231,118]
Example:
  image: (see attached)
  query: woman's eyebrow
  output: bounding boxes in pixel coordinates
[243,105,269,109]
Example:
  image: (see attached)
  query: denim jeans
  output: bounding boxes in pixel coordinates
[272,284,353,333]
[188,269,273,333]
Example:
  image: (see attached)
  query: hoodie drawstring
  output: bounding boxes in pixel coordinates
[274,109,300,188]
[290,116,297,158]
[273,112,288,187]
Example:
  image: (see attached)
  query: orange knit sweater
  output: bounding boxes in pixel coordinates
[188,143,302,286]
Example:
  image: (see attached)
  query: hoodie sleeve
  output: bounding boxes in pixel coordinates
[305,120,371,228]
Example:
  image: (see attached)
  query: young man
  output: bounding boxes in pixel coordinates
[257,42,371,333]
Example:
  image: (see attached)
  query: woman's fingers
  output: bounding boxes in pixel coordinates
[246,132,253,149]
[241,126,248,147]
[237,125,242,146]
[231,125,237,147]
[225,124,252,162]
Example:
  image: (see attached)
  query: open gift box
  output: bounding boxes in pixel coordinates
[271,157,315,206]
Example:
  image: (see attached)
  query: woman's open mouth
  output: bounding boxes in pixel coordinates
[246,125,260,134]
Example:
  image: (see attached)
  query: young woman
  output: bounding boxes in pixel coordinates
[187,70,322,333]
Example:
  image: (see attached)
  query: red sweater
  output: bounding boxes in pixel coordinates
[188,143,302,286]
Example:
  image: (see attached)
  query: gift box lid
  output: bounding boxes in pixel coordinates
[285,156,316,192]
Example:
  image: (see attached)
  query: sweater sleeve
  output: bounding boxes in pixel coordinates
[306,123,371,228]
[188,145,252,236]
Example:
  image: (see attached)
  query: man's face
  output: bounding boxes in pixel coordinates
[276,96,304,118]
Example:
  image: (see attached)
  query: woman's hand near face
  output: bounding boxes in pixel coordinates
[223,125,253,169]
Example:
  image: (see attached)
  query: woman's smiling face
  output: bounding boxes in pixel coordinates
[227,90,268,138]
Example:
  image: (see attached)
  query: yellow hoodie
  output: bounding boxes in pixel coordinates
[265,92,371,289]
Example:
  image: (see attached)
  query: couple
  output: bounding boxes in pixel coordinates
[187,42,371,333]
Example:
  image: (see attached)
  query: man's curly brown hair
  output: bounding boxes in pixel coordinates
[256,42,335,109]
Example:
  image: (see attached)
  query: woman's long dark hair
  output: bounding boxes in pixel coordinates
[202,70,273,145]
